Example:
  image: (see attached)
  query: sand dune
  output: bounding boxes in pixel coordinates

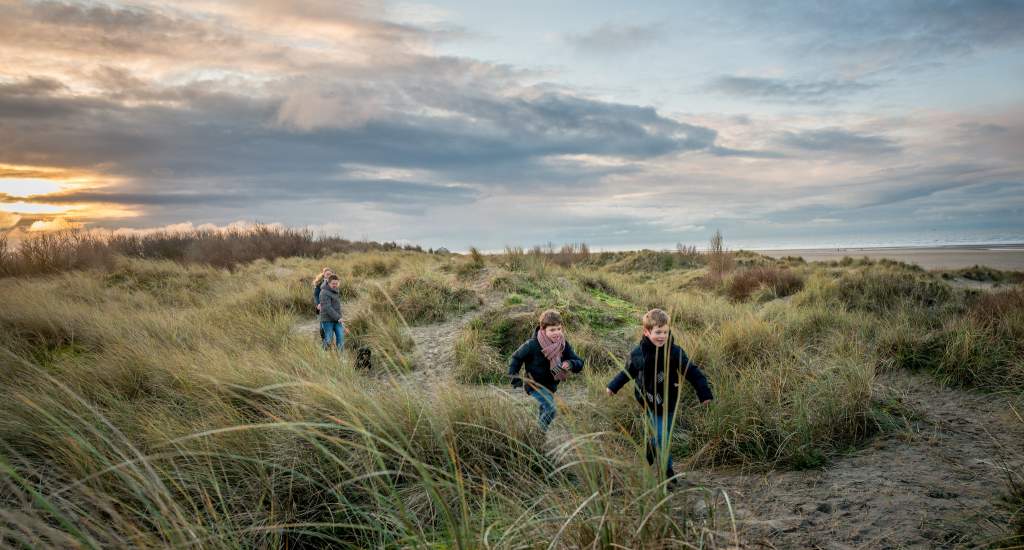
[759,244,1024,271]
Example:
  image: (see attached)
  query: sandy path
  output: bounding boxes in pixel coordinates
[696,372,1024,549]
[405,268,506,387]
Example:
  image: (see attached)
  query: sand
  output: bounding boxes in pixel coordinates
[758,244,1024,271]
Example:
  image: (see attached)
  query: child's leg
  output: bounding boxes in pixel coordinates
[332,322,345,351]
[529,386,556,431]
[321,322,335,350]
[646,411,675,475]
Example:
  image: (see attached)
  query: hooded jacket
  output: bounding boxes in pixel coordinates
[508,330,584,393]
[607,335,712,414]
[318,284,343,323]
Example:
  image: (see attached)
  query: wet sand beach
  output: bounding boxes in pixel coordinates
[758,244,1024,271]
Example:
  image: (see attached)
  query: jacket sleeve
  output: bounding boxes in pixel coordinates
[561,341,584,373]
[313,285,322,306]
[508,340,532,382]
[607,355,637,394]
[680,350,713,402]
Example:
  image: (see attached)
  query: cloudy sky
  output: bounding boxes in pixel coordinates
[1,0,1023,250]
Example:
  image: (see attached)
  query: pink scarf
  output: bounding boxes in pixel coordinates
[537,328,568,381]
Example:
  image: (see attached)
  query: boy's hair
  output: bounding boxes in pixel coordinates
[539,309,563,329]
[327,274,340,282]
[642,308,670,330]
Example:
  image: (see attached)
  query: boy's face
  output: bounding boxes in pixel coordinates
[543,324,564,340]
[643,324,670,347]
[329,279,340,290]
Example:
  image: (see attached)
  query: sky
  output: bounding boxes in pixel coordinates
[1,0,1023,250]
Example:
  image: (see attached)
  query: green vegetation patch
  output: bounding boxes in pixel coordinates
[834,270,952,313]
[369,274,479,325]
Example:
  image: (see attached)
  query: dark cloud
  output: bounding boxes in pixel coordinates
[957,122,1011,136]
[565,22,665,54]
[776,128,901,156]
[1,178,476,214]
[0,71,729,194]
[706,76,877,103]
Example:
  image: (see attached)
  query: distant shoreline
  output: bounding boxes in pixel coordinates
[756,243,1024,271]
[753,243,1024,253]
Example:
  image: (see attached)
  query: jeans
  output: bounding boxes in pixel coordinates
[646,410,675,474]
[321,321,344,351]
[528,386,557,431]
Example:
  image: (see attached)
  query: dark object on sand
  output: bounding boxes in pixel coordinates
[357,347,372,369]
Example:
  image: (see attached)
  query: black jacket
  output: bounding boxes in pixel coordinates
[607,335,712,414]
[508,331,584,393]
[313,281,324,308]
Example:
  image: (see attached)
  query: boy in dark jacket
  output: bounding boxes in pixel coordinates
[319,275,348,351]
[606,308,712,482]
[509,310,584,431]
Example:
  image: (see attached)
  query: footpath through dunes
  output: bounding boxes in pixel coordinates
[696,371,1024,548]
[405,267,506,387]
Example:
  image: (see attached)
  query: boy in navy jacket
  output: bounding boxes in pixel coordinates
[607,308,712,482]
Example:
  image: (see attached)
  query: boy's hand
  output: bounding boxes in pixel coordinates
[700,400,711,405]
[606,388,615,396]
[316,304,321,311]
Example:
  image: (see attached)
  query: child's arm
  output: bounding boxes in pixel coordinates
[606,356,638,395]
[561,341,584,373]
[507,340,532,388]
[679,350,713,403]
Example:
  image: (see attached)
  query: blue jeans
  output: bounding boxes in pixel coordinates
[321,321,344,351]
[528,386,557,431]
[646,411,675,474]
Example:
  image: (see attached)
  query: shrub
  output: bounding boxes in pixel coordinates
[467,309,536,356]
[606,250,679,273]
[940,265,1024,284]
[571,326,633,372]
[344,302,416,370]
[452,325,504,384]
[349,257,399,278]
[452,250,487,280]
[384,274,480,325]
[706,229,735,279]
[675,243,705,267]
[834,270,952,313]
[1,226,425,277]
[725,267,805,302]
[0,230,117,276]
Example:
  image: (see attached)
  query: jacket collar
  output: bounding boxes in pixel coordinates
[640,333,674,354]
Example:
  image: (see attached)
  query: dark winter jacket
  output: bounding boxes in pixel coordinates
[318,285,343,323]
[313,281,324,309]
[607,335,712,414]
[508,331,584,393]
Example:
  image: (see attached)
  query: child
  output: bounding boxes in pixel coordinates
[508,310,584,431]
[313,267,334,314]
[319,274,348,351]
[606,308,712,482]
